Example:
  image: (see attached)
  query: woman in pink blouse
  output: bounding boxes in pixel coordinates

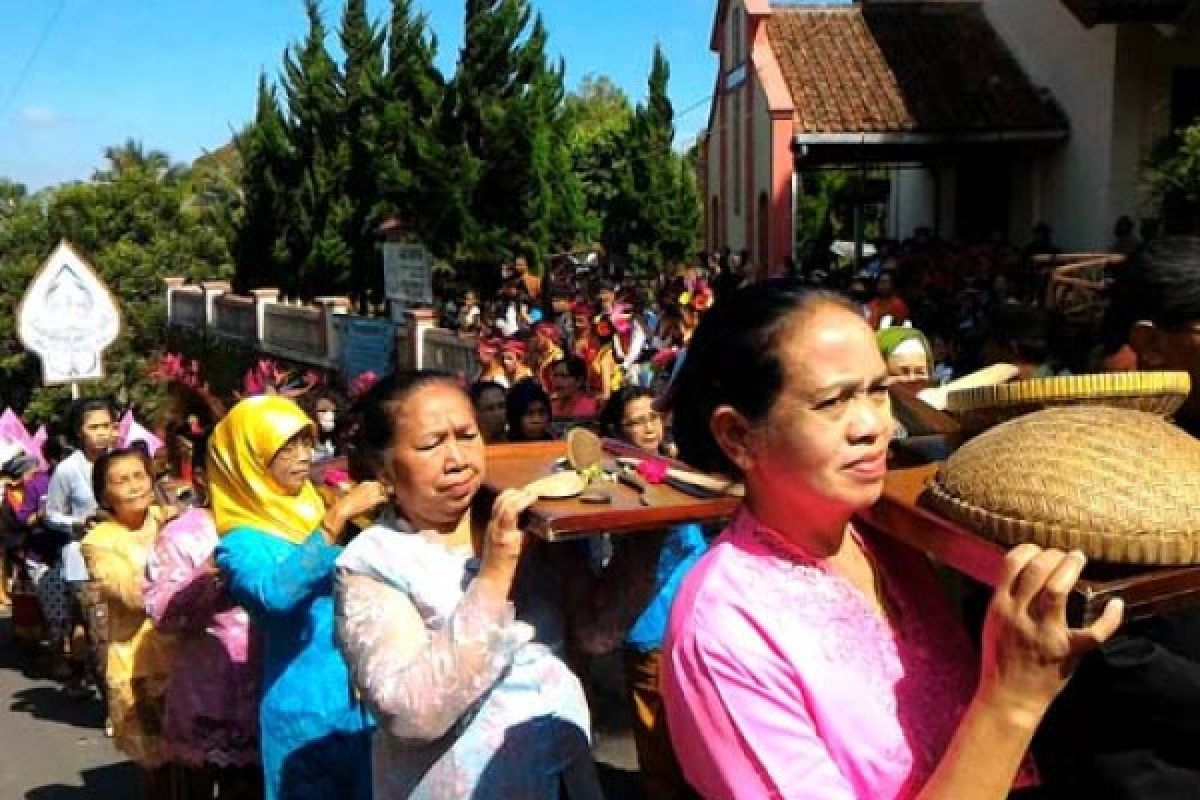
[143,438,262,799]
[550,356,600,420]
[659,284,1124,800]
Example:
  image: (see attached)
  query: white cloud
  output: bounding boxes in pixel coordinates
[17,106,64,127]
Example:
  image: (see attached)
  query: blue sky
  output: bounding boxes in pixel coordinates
[0,0,719,190]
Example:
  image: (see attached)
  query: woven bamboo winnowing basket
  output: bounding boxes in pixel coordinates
[927,406,1200,564]
[945,371,1191,432]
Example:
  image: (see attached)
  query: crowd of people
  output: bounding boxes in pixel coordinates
[0,233,1198,799]
[452,219,1149,432]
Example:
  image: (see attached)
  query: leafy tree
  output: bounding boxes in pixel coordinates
[280,0,346,298]
[603,46,700,279]
[793,169,847,271]
[333,0,388,311]
[377,0,461,263]
[564,75,633,243]
[0,148,232,425]
[1145,119,1200,234]
[564,75,632,144]
[234,75,294,293]
[448,0,584,284]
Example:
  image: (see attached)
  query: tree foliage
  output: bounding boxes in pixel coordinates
[603,46,701,279]
[565,75,634,243]
[377,0,461,260]
[0,150,232,426]
[232,2,702,294]
[447,0,584,283]
[1145,119,1200,234]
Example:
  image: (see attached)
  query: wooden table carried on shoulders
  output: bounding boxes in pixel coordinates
[481,440,739,541]
[862,463,1200,626]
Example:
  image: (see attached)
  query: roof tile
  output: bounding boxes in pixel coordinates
[766,2,1068,135]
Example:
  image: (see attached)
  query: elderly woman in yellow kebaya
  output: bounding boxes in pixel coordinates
[209,395,385,800]
[80,444,177,796]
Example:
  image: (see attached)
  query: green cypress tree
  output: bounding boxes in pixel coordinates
[281,0,344,299]
[449,1,582,287]
[604,46,700,278]
[378,0,461,260]
[335,0,387,310]
[234,74,294,293]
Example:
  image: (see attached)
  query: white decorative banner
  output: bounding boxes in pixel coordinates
[17,240,122,385]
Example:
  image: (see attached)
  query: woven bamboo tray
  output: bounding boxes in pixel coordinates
[946,371,1190,432]
[927,406,1200,565]
[860,464,1200,626]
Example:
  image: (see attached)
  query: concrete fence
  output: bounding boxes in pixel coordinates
[164,278,477,382]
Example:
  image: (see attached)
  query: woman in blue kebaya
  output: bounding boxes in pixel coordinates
[573,385,709,800]
[209,395,387,800]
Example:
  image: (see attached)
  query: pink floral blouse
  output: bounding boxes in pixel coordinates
[662,508,1034,799]
[143,507,260,768]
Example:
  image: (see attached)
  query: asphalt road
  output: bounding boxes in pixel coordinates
[0,611,641,799]
[0,612,138,799]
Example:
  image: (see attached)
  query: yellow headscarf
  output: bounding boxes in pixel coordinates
[208,395,325,543]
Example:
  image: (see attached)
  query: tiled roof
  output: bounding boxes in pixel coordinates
[767,2,1068,136]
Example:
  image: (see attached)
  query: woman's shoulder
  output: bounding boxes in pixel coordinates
[163,505,215,530]
[159,508,218,548]
[672,519,839,646]
[217,525,308,554]
[337,525,462,592]
[670,530,762,628]
[81,519,124,548]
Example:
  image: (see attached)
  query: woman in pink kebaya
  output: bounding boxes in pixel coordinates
[659,284,1123,800]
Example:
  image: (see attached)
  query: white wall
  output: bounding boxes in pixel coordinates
[982,0,1119,249]
[888,167,938,240]
[706,106,723,249]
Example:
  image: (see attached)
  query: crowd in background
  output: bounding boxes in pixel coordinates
[454,216,1149,448]
[0,229,1195,800]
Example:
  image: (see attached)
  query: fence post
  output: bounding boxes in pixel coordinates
[200,281,231,334]
[163,277,186,326]
[250,288,281,346]
[404,308,437,371]
[315,297,351,366]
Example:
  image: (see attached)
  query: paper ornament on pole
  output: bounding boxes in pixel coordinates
[17,240,122,386]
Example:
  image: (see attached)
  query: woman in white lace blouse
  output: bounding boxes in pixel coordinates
[333,371,602,800]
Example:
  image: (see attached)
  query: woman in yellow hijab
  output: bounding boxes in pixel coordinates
[210,395,387,800]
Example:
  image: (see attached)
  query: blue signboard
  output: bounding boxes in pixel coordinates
[340,317,396,384]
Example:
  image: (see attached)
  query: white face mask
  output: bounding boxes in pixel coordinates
[316,410,336,433]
